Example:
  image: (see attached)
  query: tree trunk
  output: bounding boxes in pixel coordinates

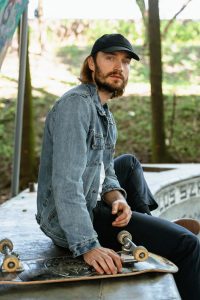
[148,0,167,162]
[20,34,36,190]
[135,0,148,46]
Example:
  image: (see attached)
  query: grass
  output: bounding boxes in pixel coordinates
[109,94,200,163]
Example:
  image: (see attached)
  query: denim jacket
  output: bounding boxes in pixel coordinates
[36,83,126,257]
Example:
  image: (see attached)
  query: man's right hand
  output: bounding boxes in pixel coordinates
[83,247,122,275]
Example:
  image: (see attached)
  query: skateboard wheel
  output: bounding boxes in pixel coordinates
[117,230,132,245]
[133,246,149,262]
[0,239,13,253]
[2,255,20,272]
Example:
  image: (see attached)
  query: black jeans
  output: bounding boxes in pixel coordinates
[114,154,158,214]
[93,154,200,300]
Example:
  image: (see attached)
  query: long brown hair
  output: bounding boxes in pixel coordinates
[79,55,95,84]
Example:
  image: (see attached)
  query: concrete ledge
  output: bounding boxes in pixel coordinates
[144,163,200,223]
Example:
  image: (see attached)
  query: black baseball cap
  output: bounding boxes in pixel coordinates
[90,33,140,61]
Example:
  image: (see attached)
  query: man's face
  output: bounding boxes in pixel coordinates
[91,51,131,96]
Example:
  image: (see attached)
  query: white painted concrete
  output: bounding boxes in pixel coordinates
[143,164,200,238]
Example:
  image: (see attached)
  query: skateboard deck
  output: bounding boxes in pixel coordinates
[0,252,178,285]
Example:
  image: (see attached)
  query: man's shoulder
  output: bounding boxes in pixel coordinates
[59,83,96,103]
[48,84,97,118]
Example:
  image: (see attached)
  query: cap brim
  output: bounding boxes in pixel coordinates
[102,46,140,61]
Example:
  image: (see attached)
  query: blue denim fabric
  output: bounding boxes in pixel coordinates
[36,83,126,257]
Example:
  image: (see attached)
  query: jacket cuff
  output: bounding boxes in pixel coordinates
[101,186,127,199]
[70,237,101,257]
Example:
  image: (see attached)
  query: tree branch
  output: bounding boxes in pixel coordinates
[162,0,192,38]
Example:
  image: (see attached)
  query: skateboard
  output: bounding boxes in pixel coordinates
[0,230,178,285]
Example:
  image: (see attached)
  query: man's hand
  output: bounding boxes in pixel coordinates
[111,199,132,227]
[103,190,132,227]
[83,247,122,275]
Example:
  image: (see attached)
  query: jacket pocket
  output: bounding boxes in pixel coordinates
[91,132,105,150]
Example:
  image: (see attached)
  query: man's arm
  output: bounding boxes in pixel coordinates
[52,94,100,256]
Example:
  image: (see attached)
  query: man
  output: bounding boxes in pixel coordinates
[37,34,200,299]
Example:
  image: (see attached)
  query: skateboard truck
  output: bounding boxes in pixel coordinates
[117,230,149,262]
[0,239,23,273]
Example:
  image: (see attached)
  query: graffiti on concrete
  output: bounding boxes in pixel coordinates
[155,177,200,218]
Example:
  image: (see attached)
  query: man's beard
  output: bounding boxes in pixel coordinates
[94,63,128,97]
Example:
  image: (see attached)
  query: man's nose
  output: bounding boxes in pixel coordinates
[114,60,123,72]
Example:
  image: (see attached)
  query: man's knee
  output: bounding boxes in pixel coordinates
[117,154,141,170]
[186,233,200,253]
[177,232,200,259]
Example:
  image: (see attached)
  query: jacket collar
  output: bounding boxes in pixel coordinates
[86,83,109,117]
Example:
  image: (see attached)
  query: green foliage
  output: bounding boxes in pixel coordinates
[162,20,200,43]
[0,99,15,190]
[110,96,152,162]
[0,100,15,159]
[164,95,200,162]
[57,44,90,77]
[111,95,200,163]
[83,20,139,44]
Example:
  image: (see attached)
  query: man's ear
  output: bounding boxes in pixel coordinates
[88,56,95,71]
